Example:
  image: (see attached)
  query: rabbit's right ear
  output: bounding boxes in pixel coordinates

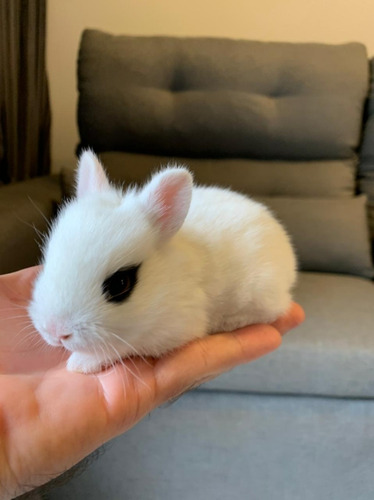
[76,150,111,198]
[139,167,193,240]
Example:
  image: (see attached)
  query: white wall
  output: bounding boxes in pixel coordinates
[47,0,374,171]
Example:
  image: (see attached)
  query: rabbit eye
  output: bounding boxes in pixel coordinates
[102,265,140,303]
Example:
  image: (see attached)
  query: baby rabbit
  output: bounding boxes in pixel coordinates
[29,151,296,373]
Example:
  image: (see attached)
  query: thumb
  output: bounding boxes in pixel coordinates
[153,323,282,405]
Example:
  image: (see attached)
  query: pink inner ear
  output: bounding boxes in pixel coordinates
[156,178,183,229]
[148,170,192,238]
[139,167,192,239]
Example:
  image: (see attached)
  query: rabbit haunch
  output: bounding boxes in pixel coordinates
[29,151,297,373]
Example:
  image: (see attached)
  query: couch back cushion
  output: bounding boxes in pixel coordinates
[78,30,368,162]
[62,152,356,198]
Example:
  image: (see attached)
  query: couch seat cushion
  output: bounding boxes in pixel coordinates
[203,271,374,398]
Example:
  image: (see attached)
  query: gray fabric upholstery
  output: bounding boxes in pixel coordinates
[359,58,374,239]
[205,271,374,397]
[78,30,368,160]
[61,152,357,198]
[360,174,374,238]
[48,391,374,500]
[258,195,373,278]
[0,176,61,274]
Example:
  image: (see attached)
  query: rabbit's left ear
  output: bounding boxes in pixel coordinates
[139,167,193,240]
[76,150,110,198]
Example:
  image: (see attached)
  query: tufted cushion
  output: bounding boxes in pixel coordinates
[78,30,368,161]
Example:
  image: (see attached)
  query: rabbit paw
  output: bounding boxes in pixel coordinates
[66,352,107,374]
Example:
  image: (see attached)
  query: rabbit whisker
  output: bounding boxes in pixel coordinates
[106,341,149,391]
[107,330,151,367]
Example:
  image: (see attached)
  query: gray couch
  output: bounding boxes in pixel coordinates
[3,31,374,499]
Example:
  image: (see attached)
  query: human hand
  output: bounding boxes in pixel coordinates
[0,266,304,499]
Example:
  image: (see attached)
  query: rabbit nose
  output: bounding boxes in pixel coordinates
[60,333,72,341]
[46,321,72,342]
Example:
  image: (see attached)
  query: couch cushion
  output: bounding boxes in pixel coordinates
[360,173,374,239]
[61,151,357,198]
[258,195,373,278]
[78,30,368,160]
[0,176,62,273]
[204,271,374,398]
[359,58,374,240]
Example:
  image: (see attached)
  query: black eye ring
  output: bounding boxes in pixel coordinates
[102,265,141,303]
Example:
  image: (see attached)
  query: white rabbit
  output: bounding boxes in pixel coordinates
[29,151,297,373]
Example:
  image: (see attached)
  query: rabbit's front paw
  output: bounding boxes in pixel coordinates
[66,352,105,374]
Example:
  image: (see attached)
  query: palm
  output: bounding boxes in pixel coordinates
[0,267,157,493]
[0,267,304,497]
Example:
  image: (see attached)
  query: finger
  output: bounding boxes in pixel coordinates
[0,266,41,301]
[271,302,305,335]
[154,324,282,404]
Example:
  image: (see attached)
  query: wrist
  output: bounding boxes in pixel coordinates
[0,416,24,499]
[0,457,20,500]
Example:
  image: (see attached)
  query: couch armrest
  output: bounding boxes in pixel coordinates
[0,175,62,274]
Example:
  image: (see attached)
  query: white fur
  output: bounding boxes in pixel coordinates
[29,152,297,373]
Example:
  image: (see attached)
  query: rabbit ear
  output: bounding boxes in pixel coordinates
[139,167,193,240]
[76,150,111,198]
